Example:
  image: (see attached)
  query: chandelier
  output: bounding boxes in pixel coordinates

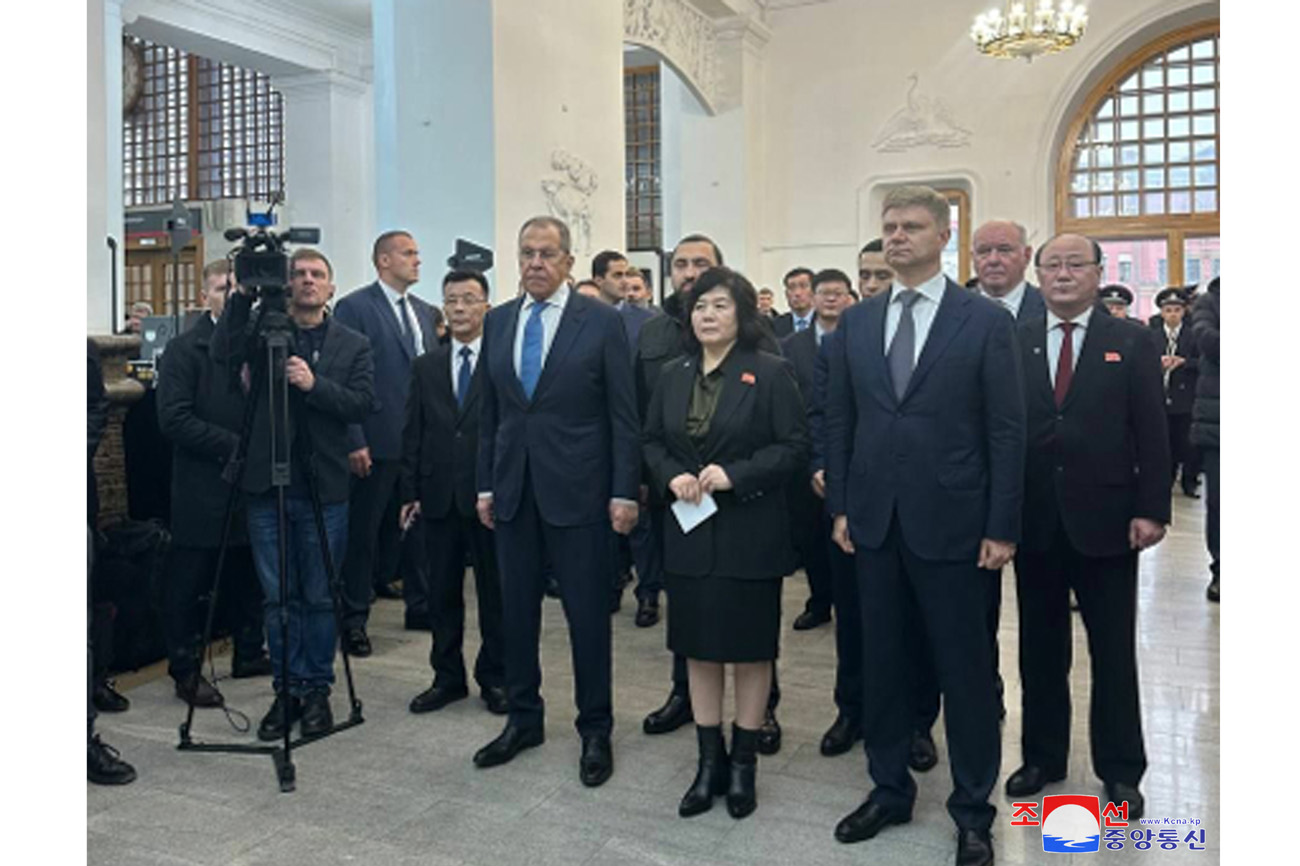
[971,1,1088,61]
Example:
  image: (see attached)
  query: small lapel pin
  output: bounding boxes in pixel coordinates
[741,372,756,385]
[1105,351,1122,363]
[1032,346,1043,355]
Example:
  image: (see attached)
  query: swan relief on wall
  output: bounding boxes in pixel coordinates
[873,74,972,153]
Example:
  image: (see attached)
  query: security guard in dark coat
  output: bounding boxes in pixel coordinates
[1151,287,1200,496]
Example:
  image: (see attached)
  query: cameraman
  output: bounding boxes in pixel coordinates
[212,247,375,740]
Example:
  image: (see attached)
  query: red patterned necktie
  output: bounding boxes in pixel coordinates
[1054,322,1076,408]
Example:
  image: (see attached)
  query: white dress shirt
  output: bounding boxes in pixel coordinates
[1045,305,1093,384]
[379,279,425,354]
[450,335,482,400]
[814,320,829,347]
[513,282,571,377]
[981,280,1027,318]
[884,271,947,363]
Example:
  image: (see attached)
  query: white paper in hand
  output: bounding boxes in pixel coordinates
[671,492,718,534]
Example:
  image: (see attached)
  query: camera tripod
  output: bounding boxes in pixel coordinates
[176,292,363,792]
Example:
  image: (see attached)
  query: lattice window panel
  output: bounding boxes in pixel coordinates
[1068,31,1219,220]
[123,37,284,205]
[625,68,662,251]
[123,37,189,206]
[196,60,284,200]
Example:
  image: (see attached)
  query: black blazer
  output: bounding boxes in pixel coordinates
[771,311,812,339]
[477,291,641,526]
[1150,322,1199,415]
[156,315,245,547]
[825,280,1026,560]
[1018,311,1171,558]
[212,292,375,504]
[400,341,483,520]
[643,347,809,580]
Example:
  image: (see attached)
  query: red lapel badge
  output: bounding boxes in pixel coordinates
[1104,351,1122,362]
[741,372,756,385]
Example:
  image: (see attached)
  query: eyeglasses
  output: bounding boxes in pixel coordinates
[1037,260,1099,273]
[814,289,849,300]
[519,248,564,263]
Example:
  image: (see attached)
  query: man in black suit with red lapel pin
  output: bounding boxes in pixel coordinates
[400,270,506,717]
[1005,233,1171,822]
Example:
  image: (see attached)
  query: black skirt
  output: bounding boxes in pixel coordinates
[666,573,782,662]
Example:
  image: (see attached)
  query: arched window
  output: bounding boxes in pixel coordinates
[1056,20,1219,319]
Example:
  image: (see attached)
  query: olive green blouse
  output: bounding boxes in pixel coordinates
[685,362,727,445]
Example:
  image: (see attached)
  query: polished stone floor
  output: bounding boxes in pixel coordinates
[88,493,1219,865]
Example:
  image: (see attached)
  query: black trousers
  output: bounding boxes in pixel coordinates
[1167,413,1198,491]
[339,459,402,630]
[792,485,833,615]
[377,492,430,618]
[163,544,264,680]
[423,510,504,691]
[1014,523,1147,787]
[629,503,663,601]
[495,479,613,737]
[828,531,862,721]
[858,516,1000,831]
[1202,448,1219,577]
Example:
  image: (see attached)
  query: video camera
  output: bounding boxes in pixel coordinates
[224,197,320,308]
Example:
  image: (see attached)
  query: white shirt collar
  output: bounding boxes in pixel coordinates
[892,270,947,306]
[981,280,1027,315]
[452,335,482,355]
[1046,304,1094,331]
[524,282,570,313]
[378,279,408,305]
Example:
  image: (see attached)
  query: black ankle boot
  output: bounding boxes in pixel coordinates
[726,724,758,819]
[679,725,729,817]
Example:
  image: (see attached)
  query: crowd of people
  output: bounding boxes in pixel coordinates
[88,184,1221,866]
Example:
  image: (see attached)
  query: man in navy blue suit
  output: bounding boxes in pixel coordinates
[473,217,641,787]
[334,231,442,656]
[971,220,1047,323]
[591,249,662,624]
[826,186,1026,866]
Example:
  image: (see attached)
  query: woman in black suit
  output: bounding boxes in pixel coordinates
[643,267,809,819]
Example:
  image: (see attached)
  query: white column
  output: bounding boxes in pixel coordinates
[372,0,495,300]
[272,71,372,295]
[88,0,127,333]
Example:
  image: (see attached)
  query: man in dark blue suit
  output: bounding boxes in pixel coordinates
[334,231,441,656]
[473,217,641,787]
[826,186,1026,866]
[592,249,663,624]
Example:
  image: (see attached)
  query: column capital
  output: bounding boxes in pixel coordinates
[271,69,369,99]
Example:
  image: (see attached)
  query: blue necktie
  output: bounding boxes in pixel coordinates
[456,345,473,408]
[519,301,546,399]
[795,315,809,332]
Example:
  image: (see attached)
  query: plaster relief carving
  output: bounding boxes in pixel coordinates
[873,74,972,153]
[624,0,720,110]
[541,150,598,256]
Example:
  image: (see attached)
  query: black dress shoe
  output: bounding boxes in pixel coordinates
[956,827,994,866]
[374,581,402,600]
[409,683,469,714]
[481,686,508,715]
[88,735,137,786]
[579,734,614,787]
[257,694,302,742]
[634,595,660,628]
[1105,782,1145,820]
[610,582,624,614]
[792,606,832,631]
[820,714,861,757]
[342,629,372,658]
[92,679,130,713]
[174,673,224,708]
[474,724,545,768]
[643,690,693,735]
[544,579,560,599]
[1207,574,1220,603]
[908,729,937,772]
[757,707,782,755]
[1004,764,1065,798]
[1182,487,1201,499]
[300,690,333,737]
[231,654,273,679]
[834,800,911,844]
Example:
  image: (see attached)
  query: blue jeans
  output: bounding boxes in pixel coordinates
[247,496,348,696]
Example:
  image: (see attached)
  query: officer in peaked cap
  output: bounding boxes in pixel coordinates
[1099,284,1136,320]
